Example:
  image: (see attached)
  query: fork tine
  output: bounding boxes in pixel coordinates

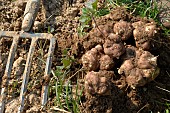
[41,37,56,107]
[0,31,56,112]
[0,36,19,113]
[18,38,38,113]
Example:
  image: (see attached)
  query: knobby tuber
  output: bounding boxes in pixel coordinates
[126,68,146,88]
[114,20,133,41]
[118,49,159,88]
[100,55,115,70]
[137,50,157,69]
[81,45,102,71]
[118,58,135,76]
[84,71,114,95]
[82,44,116,71]
[103,34,125,59]
[133,21,159,50]
[107,33,122,43]
[103,42,125,59]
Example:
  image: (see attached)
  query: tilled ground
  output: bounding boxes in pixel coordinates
[0,0,170,113]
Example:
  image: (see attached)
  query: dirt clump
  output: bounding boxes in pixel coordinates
[5,97,20,113]
[5,93,41,113]
[0,53,8,78]
[107,7,130,21]
[11,57,26,79]
[26,106,40,113]
[0,0,26,31]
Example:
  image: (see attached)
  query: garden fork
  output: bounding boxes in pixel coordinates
[0,0,56,112]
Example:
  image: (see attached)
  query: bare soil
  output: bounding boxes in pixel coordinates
[0,0,170,113]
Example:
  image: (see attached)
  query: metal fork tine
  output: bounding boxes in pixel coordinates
[0,36,19,113]
[0,31,56,112]
[41,37,56,107]
[18,37,38,113]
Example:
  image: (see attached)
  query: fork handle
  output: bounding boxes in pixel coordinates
[22,0,40,32]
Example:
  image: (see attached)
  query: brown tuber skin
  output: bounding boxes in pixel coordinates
[82,45,102,71]
[126,68,146,88]
[144,23,158,38]
[137,50,157,69]
[95,44,103,53]
[118,49,159,88]
[81,45,103,71]
[133,21,159,50]
[82,44,117,71]
[135,40,151,51]
[104,42,125,59]
[100,55,115,70]
[107,33,122,43]
[118,58,135,76]
[126,67,160,88]
[114,20,133,41]
[142,68,160,81]
[84,71,114,95]
[103,35,125,59]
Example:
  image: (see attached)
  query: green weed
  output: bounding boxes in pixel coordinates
[107,0,159,20]
[78,0,109,37]
[51,49,83,113]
